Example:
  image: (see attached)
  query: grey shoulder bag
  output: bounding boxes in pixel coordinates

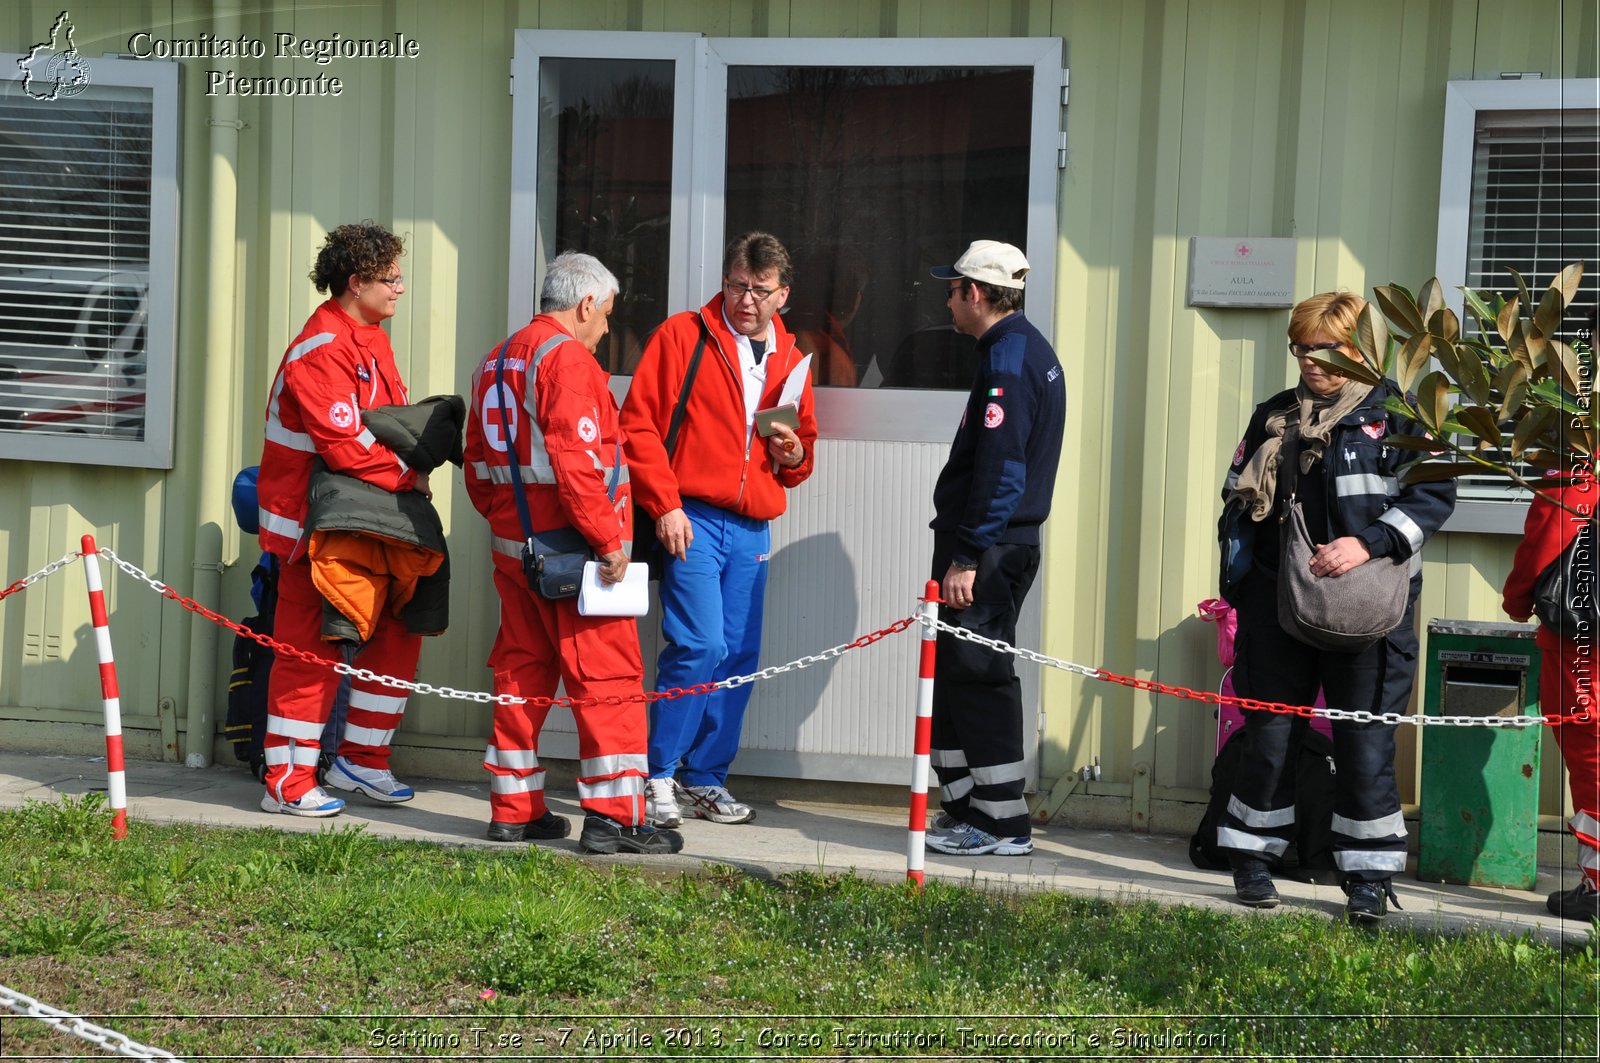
[1275,419,1409,652]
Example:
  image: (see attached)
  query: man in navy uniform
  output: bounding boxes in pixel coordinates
[923,240,1066,857]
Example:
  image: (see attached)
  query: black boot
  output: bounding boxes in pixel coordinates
[578,813,684,855]
[486,810,571,843]
[1545,879,1600,920]
[1343,878,1398,926]
[1229,854,1280,908]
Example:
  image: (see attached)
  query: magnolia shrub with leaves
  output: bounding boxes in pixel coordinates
[1309,262,1589,493]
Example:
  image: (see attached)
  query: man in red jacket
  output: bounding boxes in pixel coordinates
[257,222,426,817]
[465,251,682,855]
[1502,470,1600,919]
[621,232,818,828]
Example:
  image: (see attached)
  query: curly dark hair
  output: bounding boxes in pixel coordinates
[309,222,406,296]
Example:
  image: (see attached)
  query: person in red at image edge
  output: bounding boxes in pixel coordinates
[621,232,818,830]
[465,251,683,855]
[256,222,427,817]
[1502,470,1600,920]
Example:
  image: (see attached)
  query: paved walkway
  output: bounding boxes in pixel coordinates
[1,750,1590,946]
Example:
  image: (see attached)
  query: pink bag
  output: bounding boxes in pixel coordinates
[1198,598,1330,753]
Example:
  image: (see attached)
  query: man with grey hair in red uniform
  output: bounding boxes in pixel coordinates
[465,251,683,855]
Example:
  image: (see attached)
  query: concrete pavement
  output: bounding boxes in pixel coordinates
[0,749,1591,946]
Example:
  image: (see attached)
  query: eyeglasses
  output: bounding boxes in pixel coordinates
[724,279,783,303]
[946,283,967,300]
[1289,341,1342,359]
[374,274,405,290]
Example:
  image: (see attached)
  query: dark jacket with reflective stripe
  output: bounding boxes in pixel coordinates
[1223,379,1456,592]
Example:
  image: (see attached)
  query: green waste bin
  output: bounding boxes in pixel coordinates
[1418,620,1542,889]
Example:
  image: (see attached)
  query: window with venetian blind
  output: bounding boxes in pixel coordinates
[0,56,178,468]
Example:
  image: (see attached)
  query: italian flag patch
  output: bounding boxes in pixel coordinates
[988,387,1004,397]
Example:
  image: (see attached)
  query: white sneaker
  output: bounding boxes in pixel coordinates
[924,820,1033,856]
[326,755,415,803]
[260,785,345,818]
[645,777,683,828]
[682,784,755,824]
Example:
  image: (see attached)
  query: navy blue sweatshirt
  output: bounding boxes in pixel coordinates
[930,312,1066,565]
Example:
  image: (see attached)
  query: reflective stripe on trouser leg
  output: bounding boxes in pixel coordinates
[1324,614,1417,881]
[566,611,649,825]
[485,564,561,825]
[486,559,649,825]
[1220,573,1323,862]
[484,675,554,825]
[262,560,355,802]
[932,748,973,807]
[334,617,422,769]
[928,536,1040,838]
[1217,710,1300,860]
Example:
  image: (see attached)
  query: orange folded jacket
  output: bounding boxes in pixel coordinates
[307,529,444,643]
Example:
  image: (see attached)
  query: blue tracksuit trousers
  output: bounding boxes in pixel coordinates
[650,497,769,786]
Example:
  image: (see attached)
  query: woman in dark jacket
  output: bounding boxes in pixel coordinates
[1216,292,1456,924]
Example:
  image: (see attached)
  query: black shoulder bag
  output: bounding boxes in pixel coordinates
[632,323,709,579]
[1534,517,1600,635]
[495,337,620,600]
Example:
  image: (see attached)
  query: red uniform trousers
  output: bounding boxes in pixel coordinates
[1540,633,1600,889]
[262,558,421,802]
[483,559,649,827]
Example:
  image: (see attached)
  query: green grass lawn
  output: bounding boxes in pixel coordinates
[1,794,1595,1060]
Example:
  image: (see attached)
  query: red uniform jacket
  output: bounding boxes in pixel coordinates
[465,316,631,557]
[258,299,415,562]
[620,292,818,523]
[1503,473,1599,653]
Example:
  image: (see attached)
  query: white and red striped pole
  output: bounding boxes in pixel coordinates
[906,579,940,886]
[80,535,127,840]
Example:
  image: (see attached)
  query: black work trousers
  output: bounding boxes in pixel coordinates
[929,533,1040,838]
[1219,568,1416,883]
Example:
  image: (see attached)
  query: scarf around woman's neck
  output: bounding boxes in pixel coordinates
[1227,380,1374,521]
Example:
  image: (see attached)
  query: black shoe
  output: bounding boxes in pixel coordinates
[486,811,571,843]
[1546,880,1600,920]
[1230,856,1280,908]
[1344,880,1390,925]
[578,813,684,855]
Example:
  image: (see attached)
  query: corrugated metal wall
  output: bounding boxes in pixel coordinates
[0,0,1595,829]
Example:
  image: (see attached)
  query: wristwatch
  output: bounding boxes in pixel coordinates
[950,559,979,573]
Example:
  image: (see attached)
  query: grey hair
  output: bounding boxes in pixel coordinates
[539,251,620,312]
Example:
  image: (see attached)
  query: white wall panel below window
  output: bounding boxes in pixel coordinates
[536,432,1041,787]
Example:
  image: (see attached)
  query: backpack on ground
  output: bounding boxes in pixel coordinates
[224,555,279,782]
[225,466,346,783]
[1189,725,1338,881]
[1534,517,1600,634]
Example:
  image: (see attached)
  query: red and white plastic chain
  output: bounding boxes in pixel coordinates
[928,615,1592,728]
[96,547,918,711]
[0,549,84,603]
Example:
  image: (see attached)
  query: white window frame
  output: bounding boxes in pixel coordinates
[507,31,698,335]
[508,31,1064,443]
[1435,77,1600,534]
[0,54,180,469]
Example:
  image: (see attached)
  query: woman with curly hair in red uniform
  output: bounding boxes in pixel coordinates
[256,222,428,817]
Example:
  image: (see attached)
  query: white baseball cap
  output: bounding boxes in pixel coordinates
[930,240,1030,289]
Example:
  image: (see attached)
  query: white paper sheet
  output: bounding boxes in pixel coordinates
[777,354,812,407]
[577,561,649,617]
